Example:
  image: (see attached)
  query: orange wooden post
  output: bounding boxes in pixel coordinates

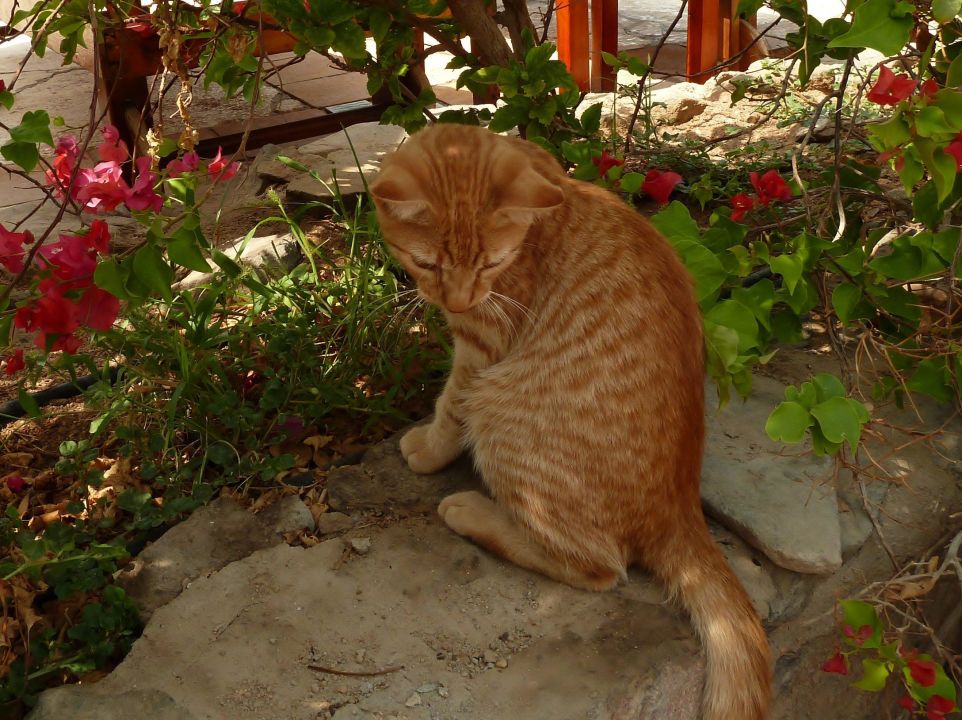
[590,0,618,92]
[557,0,590,91]
[687,0,722,83]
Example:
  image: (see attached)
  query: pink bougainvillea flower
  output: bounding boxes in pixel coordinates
[908,658,937,687]
[867,66,918,106]
[125,156,164,212]
[5,475,25,493]
[730,193,755,221]
[97,124,130,164]
[38,232,97,290]
[820,650,848,675]
[75,286,120,332]
[83,219,111,254]
[842,624,873,646]
[208,147,240,183]
[927,695,955,720]
[591,149,623,177]
[4,349,24,376]
[920,78,939,100]
[750,169,792,206]
[642,169,683,204]
[167,151,200,178]
[0,225,34,273]
[76,161,129,213]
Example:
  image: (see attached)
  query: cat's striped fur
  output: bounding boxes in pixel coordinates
[370,124,771,720]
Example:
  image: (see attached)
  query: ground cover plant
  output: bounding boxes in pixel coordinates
[0,0,961,716]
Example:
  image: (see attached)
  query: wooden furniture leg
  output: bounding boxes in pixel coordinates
[590,0,618,92]
[557,0,590,91]
[687,0,763,82]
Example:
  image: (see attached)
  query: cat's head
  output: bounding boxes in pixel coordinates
[370,125,564,314]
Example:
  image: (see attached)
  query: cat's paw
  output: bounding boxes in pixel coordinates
[399,423,462,474]
[438,491,498,539]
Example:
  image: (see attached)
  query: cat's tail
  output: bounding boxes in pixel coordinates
[643,521,772,720]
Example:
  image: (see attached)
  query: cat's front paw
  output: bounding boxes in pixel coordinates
[399,423,462,474]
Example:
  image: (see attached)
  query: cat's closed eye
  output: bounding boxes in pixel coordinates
[481,258,504,270]
[411,256,438,271]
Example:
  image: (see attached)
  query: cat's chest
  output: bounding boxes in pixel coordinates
[447,314,513,367]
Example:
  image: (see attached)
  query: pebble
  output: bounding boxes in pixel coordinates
[349,537,372,555]
[417,683,438,693]
[482,650,497,664]
[438,686,449,698]
[355,650,366,663]
[405,692,422,707]
[495,658,508,669]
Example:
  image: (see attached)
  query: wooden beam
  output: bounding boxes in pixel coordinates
[590,0,618,92]
[557,0,590,91]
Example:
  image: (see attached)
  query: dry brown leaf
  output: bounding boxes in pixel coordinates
[927,556,940,573]
[11,583,41,633]
[304,435,333,464]
[0,452,33,469]
[884,578,936,601]
[102,457,138,490]
[250,489,280,513]
[16,493,30,517]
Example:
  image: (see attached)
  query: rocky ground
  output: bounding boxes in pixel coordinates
[25,346,962,720]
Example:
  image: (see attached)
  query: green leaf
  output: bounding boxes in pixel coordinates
[770,253,804,293]
[704,299,759,352]
[827,0,915,56]
[812,373,847,402]
[933,0,962,23]
[852,659,891,691]
[906,357,952,402]
[18,387,41,418]
[8,109,52,145]
[841,600,883,644]
[0,141,39,171]
[765,401,813,443]
[810,396,866,452]
[914,106,954,138]
[167,229,212,272]
[132,246,174,302]
[868,114,911,151]
[94,259,132,301]
[580,102,603,135]
[948,54,962,89]
[832,283,863,323]
[211,249,243,278]
[619,171,645,193]
[488,102,530,133]
[0,90,13,110]
[916,139,957,202]
[651,201,701,244]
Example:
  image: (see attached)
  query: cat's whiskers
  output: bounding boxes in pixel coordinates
[479,295,516,342]
[488,291,535,324]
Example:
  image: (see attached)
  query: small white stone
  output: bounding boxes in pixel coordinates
[405,692,422,707]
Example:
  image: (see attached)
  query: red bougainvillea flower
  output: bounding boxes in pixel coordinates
[750,169,792,206]
[46,135,81,196]
[821,650,848,675]
[0,79,5,93]
[98,124,130,164]
[898,695,916,711]
[908,658,937,687]
[5,475,25,493]
[126,156,164,212]
[842,624,873,646]
[0,225,34,273]
[731,193,755,221]
[83,219,111,254]
[927,695,955,720]
[36,332,82,354]
[867,66,918,106]
[167,151,200,178]
[920,78,939,100]
[642,169,683,204]
[3,349,24,376]
[33,291,80,337]
[208,147,240,183]
[591,149,623,177]
[76,161,129,213]
[125,18,155,37]
[945,131,962,171]
[75,286,121,332]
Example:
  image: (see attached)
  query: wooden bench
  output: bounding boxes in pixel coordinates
[556,0,769,91]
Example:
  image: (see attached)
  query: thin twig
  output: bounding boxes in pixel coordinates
[307,663,404,677]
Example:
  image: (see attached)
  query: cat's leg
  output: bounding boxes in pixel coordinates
[400,365,471,474]
[438,491,621,592]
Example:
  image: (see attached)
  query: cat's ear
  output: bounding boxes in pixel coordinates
[494,166,564,224]
[369,165,433,224]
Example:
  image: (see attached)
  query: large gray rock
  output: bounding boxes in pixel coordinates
[27,686,195,720]
[173,232,302,290]
[327,433,479,514]
[258,495,316,537]
[114,497,277,622]
[702,377,842,575]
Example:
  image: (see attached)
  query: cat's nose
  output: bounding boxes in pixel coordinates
[445,298,472,313]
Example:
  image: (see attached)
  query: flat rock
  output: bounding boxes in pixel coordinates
[50,523,703,720]
[703,376,841,575]
[258,495,315,536]
[174,232,302,290]
[26,686,195,720]
[114,497,276,622]
[326,432,479,514]
[316,510,355,534]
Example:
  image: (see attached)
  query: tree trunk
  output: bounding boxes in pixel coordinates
[500,0,536,56]
[445,0,513,66]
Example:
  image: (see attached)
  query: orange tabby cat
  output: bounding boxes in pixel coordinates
[370,124,771,720]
